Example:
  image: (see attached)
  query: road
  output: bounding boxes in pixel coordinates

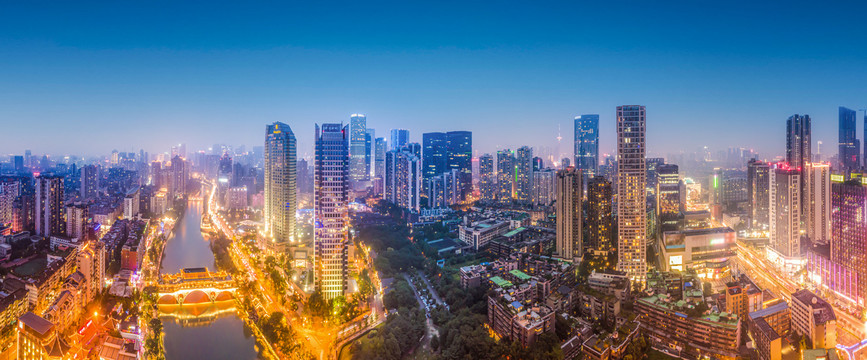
[416,269,446,308]
[736,241,867,359]
[403,272,439,351]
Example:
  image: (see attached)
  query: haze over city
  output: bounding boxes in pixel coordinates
[2,1,867,158]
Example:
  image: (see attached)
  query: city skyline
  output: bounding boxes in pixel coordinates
[2,2,867,158]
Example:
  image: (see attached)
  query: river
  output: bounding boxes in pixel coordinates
[159,199,260,360]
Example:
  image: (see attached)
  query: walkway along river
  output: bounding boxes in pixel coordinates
[158,199,260,360]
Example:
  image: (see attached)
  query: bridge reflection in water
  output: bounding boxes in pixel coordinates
[159,300,240,328]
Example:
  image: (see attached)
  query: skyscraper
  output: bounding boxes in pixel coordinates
[384,149,422,211]
[479,154,496,202]
[170,156,187,199]
[587,176,613,251]
[574,114,599,179]
[389,129,410,151]
[446,131,473,201]
[556,168,582,261]
[769,163,801,259]
[515,146,534,202]
[0,178,20,227]
[365,129,374,180]
[374,137,387,195]
[839,107,859,172]
[831,178,867,304]
[616,105,647,283]
[805,162,831,244]
[65,203,89,240]
[532,169,556,206]
[349,114,369,182]
[264,122,298,247]
[496,150,515,202]
[422,132,448,180]
[314,123,350,300]
[656,164,680,234]
[80,165,98,199]
[786,114,811,220]
[747,160,770,230]
[35,174,64,237]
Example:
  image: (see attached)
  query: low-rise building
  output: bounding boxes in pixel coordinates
[459,219,510,250]
[660,227,736,279]
[747,300,790,360]
[790,290,836,349]
[17,312,71,360]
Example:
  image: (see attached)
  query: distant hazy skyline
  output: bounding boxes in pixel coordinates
[1,1,866,160]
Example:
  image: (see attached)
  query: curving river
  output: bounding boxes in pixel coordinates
[159,199,260,360]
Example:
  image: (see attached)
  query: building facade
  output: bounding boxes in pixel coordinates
[616,105,647,283]
[314,123,350,300]
[574,114,600,179]
[769,163,801,259]
[264,122,298,246]
[555,168,582,261]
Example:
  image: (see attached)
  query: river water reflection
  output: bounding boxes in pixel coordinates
[159,199,259,360]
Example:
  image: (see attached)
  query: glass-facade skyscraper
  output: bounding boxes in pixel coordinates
[264,122,297,247]
[516,146,534,202]
[446,131,472,200]
[314,123,350,300]
[349,114,368,182]
[839,107,859,173]
[574,114,599,178]
[422,132,448,180]
[390,129,410,151]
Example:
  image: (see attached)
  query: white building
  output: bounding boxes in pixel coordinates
[616,105,647,283]
[769,163,801,259]
[805,162,831,244]
[459,219,510,250]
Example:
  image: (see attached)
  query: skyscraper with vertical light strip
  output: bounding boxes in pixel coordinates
[314,123,350,300]
[616,105,647,284]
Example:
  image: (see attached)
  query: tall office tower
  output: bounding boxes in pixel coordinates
[831,179,867,304]
[446,131,473,200]
[747,160,771,230]
[389,129,410,151]
[365,129,374,180]
[65,202,89,240]
[574,114,600,179]
[422,132,448,180]
[839,107,859,172]
[786,114,811,219]
[587,176,614,251]
[171,143,187,159]
[616,105,647,283]
[13,156,23,172]
[555,168,582,260]
[515,146,534,202]
[169,156,187,198]
[218,152,233,186]
[532,157,543,171]
[80,165,98,199]
[561,158,571,169]
[110,150,120,166]
[374,137,387,195]
[496,150,515,202]
[314,123,350,300]
[532,169,556,206]
[805,162,831,244]
[296,159,311,194]
[656,164,681,233]
[35,174,65,237]
[479,154,496,202]
[384,149,422,211]
[769,163,801,259]
[77,241,105,303]
[349,114,369,182]
[264,122,298,246]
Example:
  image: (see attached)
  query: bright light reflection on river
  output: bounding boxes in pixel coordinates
[159,199,259,360]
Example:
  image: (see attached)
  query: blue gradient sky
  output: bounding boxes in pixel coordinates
[1,1,866,160]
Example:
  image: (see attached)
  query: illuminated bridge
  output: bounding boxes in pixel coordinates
[157,267,237,305]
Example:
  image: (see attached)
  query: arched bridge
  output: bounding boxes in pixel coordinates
[157,267,237,305]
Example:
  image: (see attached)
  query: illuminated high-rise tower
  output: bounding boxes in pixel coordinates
[515,146,534,202]
[496,150,515,202]
[314,123,350,300]
[555,168,582,260]
[805,162,831,244]
[769,163,801,258]
[35,174,65,237]
[389,129,409,151]
[747,159,770,230]
[479,154,496,202]
[587,176,613,251]
[349,114,369,182]
[616,105,647,283]
[264,122,297,247]
[446,131,472,200]
[839,107,859,173]
[831,178,867,304]
[80,165,98,199]
[574,114,599,179]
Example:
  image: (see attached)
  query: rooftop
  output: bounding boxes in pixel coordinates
[19,312,54,335]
